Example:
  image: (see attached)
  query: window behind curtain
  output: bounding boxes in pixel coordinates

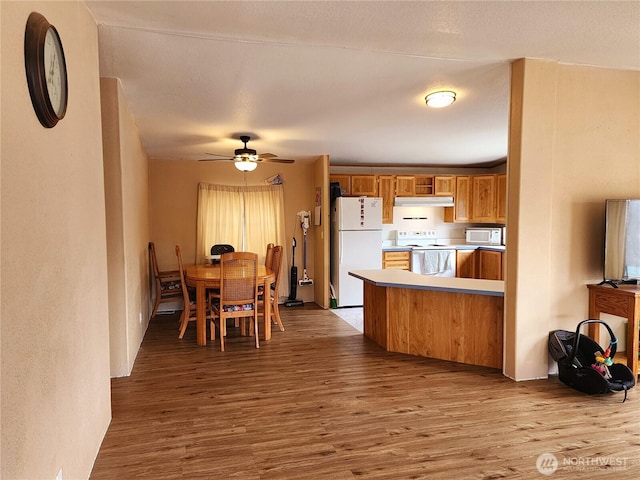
[196,183,288,297]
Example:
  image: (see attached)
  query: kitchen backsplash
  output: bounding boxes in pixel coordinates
[382,206,470,244]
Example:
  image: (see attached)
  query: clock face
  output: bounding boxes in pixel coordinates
[44,27,66,117]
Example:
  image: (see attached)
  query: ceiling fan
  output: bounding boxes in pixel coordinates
[199,135,295,171]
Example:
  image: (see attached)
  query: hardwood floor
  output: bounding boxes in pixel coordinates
[90,304,639,479]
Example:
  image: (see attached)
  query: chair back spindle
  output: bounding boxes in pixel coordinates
[212,252,259,351]
[149,241,182,317]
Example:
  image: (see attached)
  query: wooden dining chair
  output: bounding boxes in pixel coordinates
[176,245,213,339]
[259,244,285,331]
[149,242,182,317]
[265,243,275,269]
[256,242,275,306]
[210,252,259,351]
[209,244,235,264]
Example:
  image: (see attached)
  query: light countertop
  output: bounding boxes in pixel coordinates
[382,244,506,252]
[349,269,504,297]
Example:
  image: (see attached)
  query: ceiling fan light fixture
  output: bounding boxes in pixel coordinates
[201,136,294,167]
[234,153,258,162]
[425,90,456,108]
[234,159,258,172]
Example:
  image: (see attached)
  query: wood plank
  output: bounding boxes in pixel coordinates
[91,305,639,479]
[378,287,503,368]
[363,282,387,348]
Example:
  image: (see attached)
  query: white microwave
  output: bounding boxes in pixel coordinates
[466,227,503,245]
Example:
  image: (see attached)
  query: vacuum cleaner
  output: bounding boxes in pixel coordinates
[284,237,304,308]
[297,210,314,287]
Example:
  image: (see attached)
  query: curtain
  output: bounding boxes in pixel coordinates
[604,200,627,281]
[196,184,243,264]
[196,183,288,298]
[243,185,286,255]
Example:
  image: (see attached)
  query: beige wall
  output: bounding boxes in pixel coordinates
[505,59,640,380]
[101,78,151,377]
[149,158,320,304]
[1,4,638,478]
[1,2,112,479]
[313,156,331,308]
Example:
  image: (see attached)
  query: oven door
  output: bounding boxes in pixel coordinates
[411,249,456,277]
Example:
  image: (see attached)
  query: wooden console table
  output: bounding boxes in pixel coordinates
[587,284,639,378]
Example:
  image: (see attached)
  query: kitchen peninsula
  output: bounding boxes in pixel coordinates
[349,270,504,369]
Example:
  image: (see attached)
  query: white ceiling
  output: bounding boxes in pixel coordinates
[86,1,640,167]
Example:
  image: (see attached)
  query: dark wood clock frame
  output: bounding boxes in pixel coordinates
[24,12,68,128]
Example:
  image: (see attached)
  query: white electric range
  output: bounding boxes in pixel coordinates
[396,231,456,277]
[396,230,440,248]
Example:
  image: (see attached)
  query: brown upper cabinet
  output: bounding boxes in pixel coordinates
[395,175,416,196]
[350,175,377,196]
[444,175,471,223]
[378,175,395,224]
[330,174,351,196]
[414,175,433,195]
[331,172,506,225]
[445,174,506,224]
[433,176,455,196]
[396,174,453,196]
[470,175,496,222]
[495,174,507,224]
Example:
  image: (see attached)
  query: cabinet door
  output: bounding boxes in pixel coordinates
[471,175,496,222]
[378,175,395,224]
[351,175,377,196]
[434,176,455,196]
[395,175,416,196]
[383,251,411,270]
[454,176,471,222]
[330,174,351,196]
[414,175,434,196]
[478,250,503,280]
[495,174,507,224]
[456,250,476,278]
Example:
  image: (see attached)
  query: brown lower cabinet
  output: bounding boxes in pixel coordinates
[456,249,504,280]
[362,280,503,369]
[477,250,503,280]
[456,250,476,278]
[382,251,411,270]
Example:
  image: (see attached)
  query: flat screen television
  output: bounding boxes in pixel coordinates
[602,199,640,286]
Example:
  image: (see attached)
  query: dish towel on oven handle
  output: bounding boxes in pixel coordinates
[421,250,453,275]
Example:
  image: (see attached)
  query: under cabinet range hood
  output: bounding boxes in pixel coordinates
[394,196,454,207]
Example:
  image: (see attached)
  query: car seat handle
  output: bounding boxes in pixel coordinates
[567,319,618,365]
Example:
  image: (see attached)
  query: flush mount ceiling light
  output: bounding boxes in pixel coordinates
[234,157,258,171]
[425,90,456,108]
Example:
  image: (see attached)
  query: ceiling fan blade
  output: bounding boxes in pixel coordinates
[258,158,295,164]
[201,139,294,164]
[198,157,233,162]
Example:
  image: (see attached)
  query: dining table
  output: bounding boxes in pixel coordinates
[185,263,275,346]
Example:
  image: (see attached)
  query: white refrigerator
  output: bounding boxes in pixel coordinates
[331,197,383,307]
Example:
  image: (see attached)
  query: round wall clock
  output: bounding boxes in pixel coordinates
[24,12,68,128]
